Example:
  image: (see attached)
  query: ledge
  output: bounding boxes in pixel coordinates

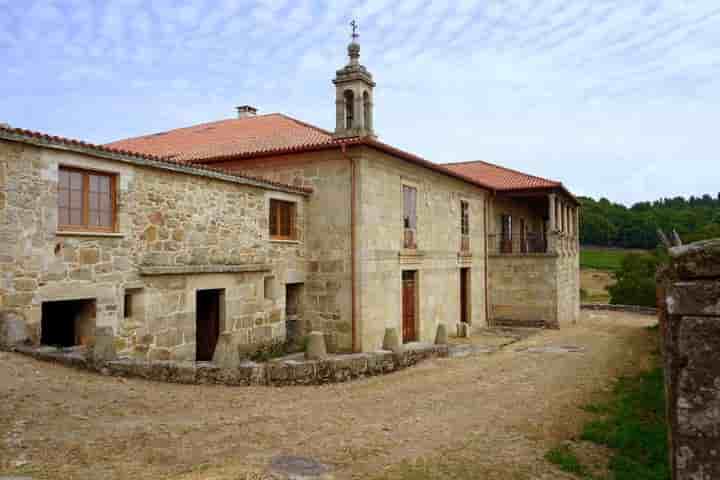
[269,239,302,245]
[56,231,126,238]
[581,303,658,316]
[139,264,271,276]
[398,249,425,264]
[488,252,558,259]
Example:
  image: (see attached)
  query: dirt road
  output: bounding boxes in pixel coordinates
[0,310,657,479]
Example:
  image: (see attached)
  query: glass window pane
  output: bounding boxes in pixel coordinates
[70,171,83,189]
[70,190,82,208]
[89,192,98,210]
[59,207,69,225]
[100,210,112,227]
[100,194,110,211]
[99,176,110,193]
[70,209,83,225]
[59,189,69,208]
[89,174,99,192]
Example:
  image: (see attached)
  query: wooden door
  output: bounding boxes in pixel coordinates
[196,289,221,361]
[402,271,417,343]
[460,268,470,325]
[520,218,527,253]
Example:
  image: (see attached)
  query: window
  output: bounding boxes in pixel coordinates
[124,293,133,318]
[500,214,513,254]
[460,200,470,252]
[58,167,116,231]
[269,199,296,240]
[403,185,417,249]
[344,90,354,129]
[363,91,371,130]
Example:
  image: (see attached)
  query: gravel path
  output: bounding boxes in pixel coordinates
[0,310,657,479]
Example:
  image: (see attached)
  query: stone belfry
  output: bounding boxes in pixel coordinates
[333,21,376,138]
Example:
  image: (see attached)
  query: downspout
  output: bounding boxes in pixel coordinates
[342,144,359,352]
[484,192,491,327]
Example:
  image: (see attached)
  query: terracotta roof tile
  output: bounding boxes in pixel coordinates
[0,124,312,194]
[443,160,561,191]
[106,113,335,162]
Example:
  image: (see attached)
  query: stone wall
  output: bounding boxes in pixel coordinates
[555,251,580,327]
[357,146,488,351]
[658,239,720,480]
[488,254,557,327]
[218,151,352,352]
[486,193,579,329]
[0,139,307,360]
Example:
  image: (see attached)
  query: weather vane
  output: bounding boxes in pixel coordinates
[350,19,359,40]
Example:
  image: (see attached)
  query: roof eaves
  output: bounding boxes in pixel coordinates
[445,159,562,188]
[0,125,312,195]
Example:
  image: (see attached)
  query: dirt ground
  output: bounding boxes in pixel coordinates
[581,268,615,303]
[0,310,657,480]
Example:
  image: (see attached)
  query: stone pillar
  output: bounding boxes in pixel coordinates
[353,90,364,130]
[659,239,720,479]
[548,194,557,254]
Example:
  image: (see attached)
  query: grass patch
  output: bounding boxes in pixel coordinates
[581,366,668,480]
[545,445,593,478]
[580,248,635,271]
[547,345,669,480]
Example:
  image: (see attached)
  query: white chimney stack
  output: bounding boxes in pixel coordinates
[236,105,258,119]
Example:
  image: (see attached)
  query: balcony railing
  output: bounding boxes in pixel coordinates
[488,233,547,255]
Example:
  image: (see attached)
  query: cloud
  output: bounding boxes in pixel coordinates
[2,0,719,204]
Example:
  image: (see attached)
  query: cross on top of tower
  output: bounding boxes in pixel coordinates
[350,20,359,41]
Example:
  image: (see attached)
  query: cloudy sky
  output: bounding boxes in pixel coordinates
[1,0,718,204]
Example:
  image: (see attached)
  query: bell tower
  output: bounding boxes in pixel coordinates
[333,21,376,139]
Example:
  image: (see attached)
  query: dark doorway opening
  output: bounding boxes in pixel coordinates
[460,268,471,325]
[196,289,224,362]
[41,299,96,347]
[402,270,418,343]
[285,283,304,346]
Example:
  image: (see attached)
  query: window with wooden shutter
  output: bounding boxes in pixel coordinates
[58,167,117,232]
[269,199,296,240]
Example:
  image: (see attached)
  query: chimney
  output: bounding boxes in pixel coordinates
[236,105,258,119]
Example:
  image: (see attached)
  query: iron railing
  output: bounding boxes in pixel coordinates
[487,233,547,255]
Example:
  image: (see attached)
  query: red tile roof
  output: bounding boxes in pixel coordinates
[105,113,573,199]
[443,160,561,191]
[106,114,335,162]
[0,124,312,194]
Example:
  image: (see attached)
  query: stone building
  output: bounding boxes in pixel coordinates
[0,37,579,360]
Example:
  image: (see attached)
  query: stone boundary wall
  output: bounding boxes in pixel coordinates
[658,239,720,480]
[6,343,448,387]
[581,303,658,316]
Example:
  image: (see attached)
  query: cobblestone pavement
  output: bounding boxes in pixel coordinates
[0,310,657,480]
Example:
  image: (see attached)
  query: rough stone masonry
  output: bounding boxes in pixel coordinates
[658,238,720,480]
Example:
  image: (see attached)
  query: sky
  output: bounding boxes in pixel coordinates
[1,0,719,205]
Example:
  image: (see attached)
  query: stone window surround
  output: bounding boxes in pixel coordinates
[265,191,302,244]
[54,159,127,238]
[401,178,420,250]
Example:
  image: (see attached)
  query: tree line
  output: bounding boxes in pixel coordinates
[580,193,720,249]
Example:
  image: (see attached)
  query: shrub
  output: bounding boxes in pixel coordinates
[608,253,660,307]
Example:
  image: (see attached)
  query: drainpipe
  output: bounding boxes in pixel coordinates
[342,144,359,352]
[484,192,491,327]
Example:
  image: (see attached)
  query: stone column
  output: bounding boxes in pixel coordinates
[548,194,557,254]
[659,239,720,479]
[353,90,364,130]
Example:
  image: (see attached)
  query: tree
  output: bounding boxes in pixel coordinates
[608,253,660,307]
